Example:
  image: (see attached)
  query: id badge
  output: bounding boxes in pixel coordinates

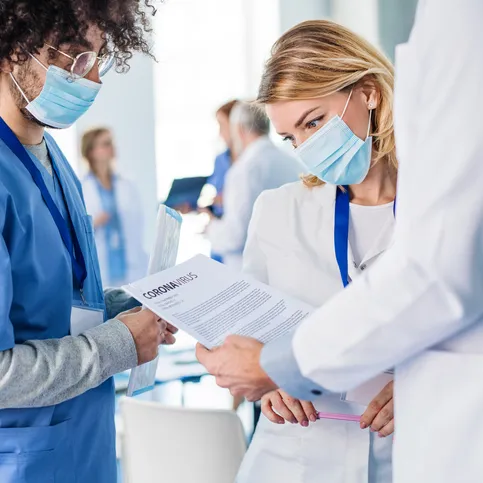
[71,306,104,336]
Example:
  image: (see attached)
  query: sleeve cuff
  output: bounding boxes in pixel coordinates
[85,319,138,379]
[260,332,325,401]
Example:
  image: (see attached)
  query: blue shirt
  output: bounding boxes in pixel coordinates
[207,148,232,218]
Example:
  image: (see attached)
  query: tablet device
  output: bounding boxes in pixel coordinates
[163,176,208,210]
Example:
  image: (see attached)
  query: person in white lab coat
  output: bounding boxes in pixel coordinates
[197,3,483,482]
[235,20,396,483]
[81,128,148,286]
[207,102,299,269]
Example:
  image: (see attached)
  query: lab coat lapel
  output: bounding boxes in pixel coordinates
[347,240,357,283]
[360,216,396,266]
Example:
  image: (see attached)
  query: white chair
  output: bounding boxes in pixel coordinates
[120,398,247,483]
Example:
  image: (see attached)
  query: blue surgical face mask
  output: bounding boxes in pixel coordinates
[10,54,101,129]
[294,90,373,185]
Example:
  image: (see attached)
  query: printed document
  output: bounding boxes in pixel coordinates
[123,254,313,349]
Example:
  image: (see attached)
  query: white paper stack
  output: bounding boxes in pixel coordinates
[126,205,182,397]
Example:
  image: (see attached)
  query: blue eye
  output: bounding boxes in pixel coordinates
[306,117,323,129]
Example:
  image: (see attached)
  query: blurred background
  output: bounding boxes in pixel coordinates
[49,1,418,480]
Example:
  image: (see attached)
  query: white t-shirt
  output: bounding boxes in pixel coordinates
[349,201,394,266]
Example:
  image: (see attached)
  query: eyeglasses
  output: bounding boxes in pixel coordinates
[45,44,115,79]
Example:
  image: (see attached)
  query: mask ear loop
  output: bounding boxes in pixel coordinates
[366,108,373,140]
[28,52,48,72]
[9,73,30,104]
[9,52,49,105]
[341,88,354,119]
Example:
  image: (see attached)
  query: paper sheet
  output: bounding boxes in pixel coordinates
[126,205,182,397]
[123,254,313,349]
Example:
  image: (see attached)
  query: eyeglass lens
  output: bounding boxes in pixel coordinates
[72,52,97,78]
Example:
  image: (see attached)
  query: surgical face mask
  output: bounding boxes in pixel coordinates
[294,90,373,185]
[10,54,102,129]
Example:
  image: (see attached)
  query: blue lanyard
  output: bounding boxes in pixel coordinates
[0,117,87,294]
[334,186,396,287]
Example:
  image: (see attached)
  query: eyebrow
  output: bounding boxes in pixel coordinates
[294,107,321,129]
[66,39,108,55]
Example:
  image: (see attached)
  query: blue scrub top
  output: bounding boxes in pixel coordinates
[92,174,127,285]
[0,133,116,483]
[207,148,231,218]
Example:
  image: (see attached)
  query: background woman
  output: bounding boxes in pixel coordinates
[82,127,148,287]
[207,99,238,219]
[236,20,397,483]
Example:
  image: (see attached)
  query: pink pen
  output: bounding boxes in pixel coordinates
[317,412,361,422]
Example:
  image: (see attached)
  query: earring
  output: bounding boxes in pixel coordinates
[368,102,375,109]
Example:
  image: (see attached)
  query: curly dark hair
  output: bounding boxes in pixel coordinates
[0,0,158,72]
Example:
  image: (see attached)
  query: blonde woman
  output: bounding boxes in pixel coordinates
[236,20,397,483]
[81,128,148,286]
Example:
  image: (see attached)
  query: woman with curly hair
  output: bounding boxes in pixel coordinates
[0,2,176,482]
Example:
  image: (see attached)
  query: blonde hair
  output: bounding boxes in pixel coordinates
[81,127,111,173]
[257,20,397,188]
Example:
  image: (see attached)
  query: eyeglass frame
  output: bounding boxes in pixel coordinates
[45,43,115,79]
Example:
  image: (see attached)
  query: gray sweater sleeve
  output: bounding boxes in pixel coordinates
[0,290,140,409]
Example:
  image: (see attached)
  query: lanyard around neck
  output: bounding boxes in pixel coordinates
[0,117,87,294]
[334,186,396,287]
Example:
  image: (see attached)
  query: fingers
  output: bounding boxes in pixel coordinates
[158,318,167,332]
[261,394,285,424]
[161,333,176,345]
[281,393,310,426]
[370,399,394,433]
[300,400,318,423]
[166,322,178,334]
[270,391,297,424]
[377,418,395,438]
[360,381,393,429]
[268,392,317,426]
[195,343,213,368]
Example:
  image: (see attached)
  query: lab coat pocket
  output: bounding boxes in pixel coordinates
[237,417,304,483]
[0,419,72,483]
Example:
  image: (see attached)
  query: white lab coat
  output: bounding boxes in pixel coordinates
[82,174,148,286]
[208,136,300,269]
[285,2,483,482]
[236,182,394,483]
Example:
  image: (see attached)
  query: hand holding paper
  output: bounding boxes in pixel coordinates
[123,254,313,349]
[124,254,395,407]
[117,307,166,364]
[161,321,179,345]
[196,335,277,401]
